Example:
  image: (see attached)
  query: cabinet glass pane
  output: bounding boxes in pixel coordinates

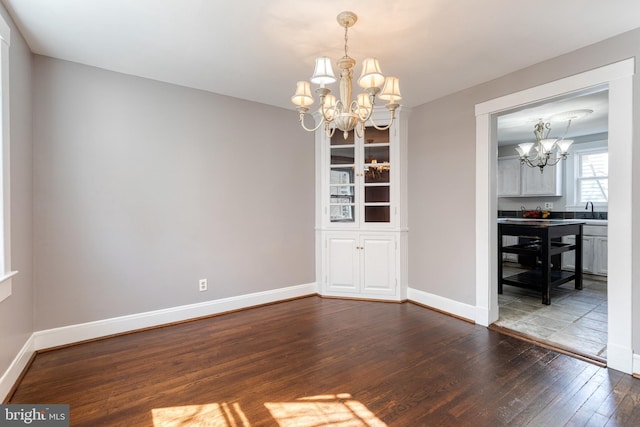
[364,206,390,222]
[330,167,355,185]
[331,147,355,165]
[364,145,390,183]
[331,186,355,204]
[363,127,389,144]
[365,186,390,203]
[330,205,355,222]
[364,146,390,163]
[331,130,354,145]
[364,166,390,184]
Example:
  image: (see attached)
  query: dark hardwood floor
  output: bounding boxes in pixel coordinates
[7,297,640,426]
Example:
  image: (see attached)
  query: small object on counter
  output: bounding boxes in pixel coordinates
[521,206,549,219]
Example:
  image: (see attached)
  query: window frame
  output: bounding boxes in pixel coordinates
[576,148,608,204]
[0,13,16,304]
[564,139,609,211]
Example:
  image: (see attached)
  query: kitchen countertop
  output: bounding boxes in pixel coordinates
[498,218,607,226]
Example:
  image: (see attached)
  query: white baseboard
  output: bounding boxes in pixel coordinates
[607,342,633,374]
[407,287,475,322]
[1,282,317,401]
[632,353,640,377]
[33,282,317,351]
[0,334,35,402]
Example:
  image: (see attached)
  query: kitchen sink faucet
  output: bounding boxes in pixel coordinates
[585,201,594,217]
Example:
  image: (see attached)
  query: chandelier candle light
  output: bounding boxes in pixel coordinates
[516,109,593,172]
[291,11,402,139]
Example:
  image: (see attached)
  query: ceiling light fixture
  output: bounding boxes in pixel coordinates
[291,11,401,139]
[516,109,593,172]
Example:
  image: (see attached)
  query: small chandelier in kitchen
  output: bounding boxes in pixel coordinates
[516,109,593,172]
[290,11,402,139]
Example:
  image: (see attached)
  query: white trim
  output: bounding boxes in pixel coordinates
[0,14,11,300]
[0,270,17,303]
[32,282,317,351]
[475,58,634,374]
[408,287,475,322]
[0,334,35,402]
[633,353,640,377]
[0,11,9,44]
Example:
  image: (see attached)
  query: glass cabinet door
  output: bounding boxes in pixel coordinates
[363,127,391,223]
[329,131,356,223]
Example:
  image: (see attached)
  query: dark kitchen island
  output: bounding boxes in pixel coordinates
[498,219,585,305]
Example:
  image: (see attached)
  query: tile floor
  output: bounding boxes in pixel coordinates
[494,265,608,359]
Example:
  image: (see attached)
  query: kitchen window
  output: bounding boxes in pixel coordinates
[576,149,608,203]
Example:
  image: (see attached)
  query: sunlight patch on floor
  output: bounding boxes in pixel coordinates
[152,394,387,426]
[152,402,249,426]
[265,394,387,427]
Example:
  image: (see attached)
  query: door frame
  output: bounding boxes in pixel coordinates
[474,58,634,374]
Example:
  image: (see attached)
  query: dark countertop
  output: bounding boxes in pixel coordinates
[497,218,586,228]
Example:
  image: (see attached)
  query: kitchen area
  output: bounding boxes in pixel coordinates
[494,87,609,362]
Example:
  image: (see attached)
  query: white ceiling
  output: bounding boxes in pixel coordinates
[497,88,609,145]
[2,0,639,116]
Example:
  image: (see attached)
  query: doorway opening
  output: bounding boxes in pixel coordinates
[474,58,634,374]
[493,87,609,362]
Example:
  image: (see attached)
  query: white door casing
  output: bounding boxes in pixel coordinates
[475,58,634,374]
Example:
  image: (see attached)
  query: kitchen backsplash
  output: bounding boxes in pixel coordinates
[498,210,608,220]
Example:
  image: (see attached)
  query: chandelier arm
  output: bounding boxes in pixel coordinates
[367,110,395,131]
[560,119,573,140]
[351,99,374,123]
[545,155,564,167]
[326,124,337,138]
[298,112,326,132]
[355,122,364,139]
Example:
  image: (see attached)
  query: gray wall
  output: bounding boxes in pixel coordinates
[408,27,640,349]
[0,4,34,379]
[33,57,315,329]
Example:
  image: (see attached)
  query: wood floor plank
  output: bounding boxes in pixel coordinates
[8,297,640,426]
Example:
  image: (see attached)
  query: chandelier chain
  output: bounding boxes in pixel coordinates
[343,24,349,58]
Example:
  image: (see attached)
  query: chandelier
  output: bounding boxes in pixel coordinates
[515,109,593,172]
[290,11,402,139]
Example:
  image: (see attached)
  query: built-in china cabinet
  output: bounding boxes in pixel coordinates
[315,108,408,300]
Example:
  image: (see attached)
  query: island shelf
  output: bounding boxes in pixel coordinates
[498,219,585,305]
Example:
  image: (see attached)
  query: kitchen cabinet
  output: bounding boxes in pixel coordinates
[317,108,408,301]
[562,225,607,276]
[497,155,563,197]
[497,157,521,196]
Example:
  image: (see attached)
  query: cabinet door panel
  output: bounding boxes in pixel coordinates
[521,161,562,196]
[594,237,608,275]
[497,157,521,196]
[562,236,594,273]
[361,236,396,294]
[326,237,359,292]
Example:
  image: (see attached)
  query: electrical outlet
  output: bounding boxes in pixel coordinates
[199,279,208,292]
[544,202,553,209]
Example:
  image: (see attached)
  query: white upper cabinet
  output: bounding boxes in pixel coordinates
[497,157,521,196]
[497,155,563,197]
